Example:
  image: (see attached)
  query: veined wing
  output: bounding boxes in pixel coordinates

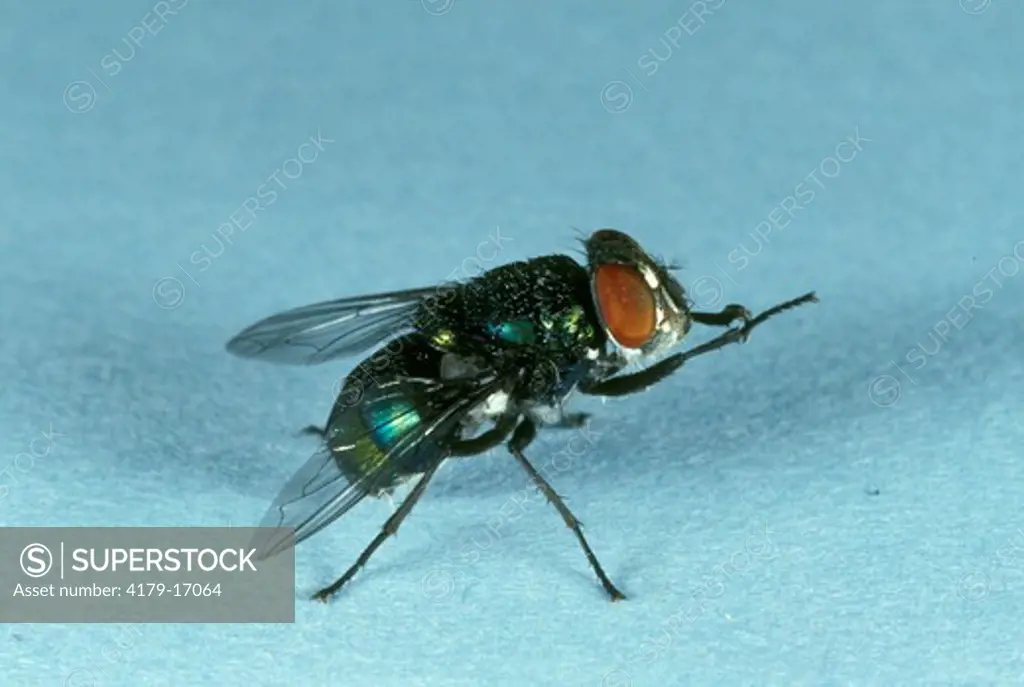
[226,286,452,365]
[250,371,506,559]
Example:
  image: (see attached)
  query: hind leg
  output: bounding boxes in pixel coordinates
[299,424,326,438]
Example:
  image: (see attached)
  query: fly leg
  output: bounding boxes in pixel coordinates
[299,425,325,438]
[312,459,443,602]
[548,412,591,429]
[506,417,626,601]
[579,355,684,397]
[676,291,818,359]
[313,413,520,600]
[581,291,817,398]
[448,414,519,456]
[690,303,754,328]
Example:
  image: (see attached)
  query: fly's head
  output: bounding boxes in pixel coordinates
[584,229,692,368]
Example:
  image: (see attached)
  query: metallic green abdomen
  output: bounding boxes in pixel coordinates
[329,388,427,491]
[362,398,422,452]
[324,334,453,496]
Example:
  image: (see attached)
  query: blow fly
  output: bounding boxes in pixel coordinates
[225,229,816,602]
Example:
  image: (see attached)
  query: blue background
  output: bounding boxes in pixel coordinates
[3,1,1023,685]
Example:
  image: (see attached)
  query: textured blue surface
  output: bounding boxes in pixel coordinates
[3,1,1023,685]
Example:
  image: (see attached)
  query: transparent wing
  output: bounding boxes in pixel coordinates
[250,372,504,559]
[225,286,449,365]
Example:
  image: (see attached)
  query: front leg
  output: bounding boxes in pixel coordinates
[690,303,752,328]
[580,304,757,398]
[582,291,817,399]
[679,291,818,359]
[579,355,684,398]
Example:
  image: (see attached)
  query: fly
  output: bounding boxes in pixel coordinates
[225,228,817,601]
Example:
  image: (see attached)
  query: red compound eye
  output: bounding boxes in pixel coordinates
[593,263,657,349]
